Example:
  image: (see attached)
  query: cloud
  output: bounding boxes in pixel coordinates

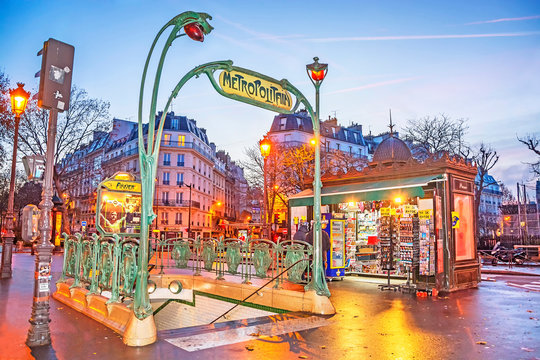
[216,15,304,43]
[466,15,540,25]
[306,32,540,42]
[327,77,418,95]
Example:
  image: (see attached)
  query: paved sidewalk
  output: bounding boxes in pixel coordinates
[481,264,540,276]
[1,253,540,359]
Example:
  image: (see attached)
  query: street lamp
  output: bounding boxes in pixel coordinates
[1,83,30,279]
[209,201,222,237]
[130,11,213,336]
[179,182,193,238]
[305,57,330,297]
[259,136,271,239]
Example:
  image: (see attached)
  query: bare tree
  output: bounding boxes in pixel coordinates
[473,143,499,239]
[499,182,516,205]
[2,86,110,234]
[517,134,540,177]
[403,114,469,159]
[242,140,368,228]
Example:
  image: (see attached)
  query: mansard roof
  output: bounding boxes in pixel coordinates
[269,110,367,146]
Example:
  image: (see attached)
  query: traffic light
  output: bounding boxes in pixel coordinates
[37,38,74,112]
[274,213,279,224]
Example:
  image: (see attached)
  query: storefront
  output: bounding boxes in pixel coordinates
[289,136,480,292]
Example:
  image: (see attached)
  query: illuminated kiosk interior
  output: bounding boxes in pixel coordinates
[289,135,480,293]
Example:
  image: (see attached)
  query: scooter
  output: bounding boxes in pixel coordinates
[491,247,527,265]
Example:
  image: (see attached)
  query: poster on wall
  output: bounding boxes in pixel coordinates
[96,172,142,236]
[454,194,474,261]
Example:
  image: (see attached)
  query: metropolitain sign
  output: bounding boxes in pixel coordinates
[218,70,293,111]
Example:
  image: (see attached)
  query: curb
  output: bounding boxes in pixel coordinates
[481,270,540,277]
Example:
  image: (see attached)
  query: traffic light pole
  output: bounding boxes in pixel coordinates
[26,109,57,347]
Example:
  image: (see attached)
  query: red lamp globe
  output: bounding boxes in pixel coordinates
[184,22,205,42]
[306,57,328,85]
[310,70,325,82]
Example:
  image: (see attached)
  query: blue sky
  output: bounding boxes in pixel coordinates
[1,0,539,196]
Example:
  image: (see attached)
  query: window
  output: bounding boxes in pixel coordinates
[163,172,170,185]
[171,118,178,129]
[178,135,185,147]
[176,192,183,203]
[176,173,184,186]
[163,134,171,146]
[161,212,168,225]
[175,213,182,225]
[280,117,286,130]
[177,154,185,167]
[162,191,169,204]
[163,153,171,166]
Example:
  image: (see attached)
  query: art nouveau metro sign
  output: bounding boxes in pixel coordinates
[218,69,293,111]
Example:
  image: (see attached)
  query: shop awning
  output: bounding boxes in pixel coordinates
[289,174,444,207]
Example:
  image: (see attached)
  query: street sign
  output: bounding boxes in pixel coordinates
[37,38,74,112]
[22,155,46,181]
[81,221,87,227]
[218,69,293,112]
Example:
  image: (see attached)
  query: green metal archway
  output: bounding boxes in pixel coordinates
[134,11,329,320]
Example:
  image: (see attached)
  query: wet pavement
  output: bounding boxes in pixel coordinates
[1,253,539,359]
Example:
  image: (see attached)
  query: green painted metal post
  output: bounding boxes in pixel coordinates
[134,12,214,320]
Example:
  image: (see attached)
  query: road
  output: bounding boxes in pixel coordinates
[1,253,539,359]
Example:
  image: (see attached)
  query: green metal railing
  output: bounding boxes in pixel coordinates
[150,236,313,288]
[57,233,141,303]
[57,232,314,304]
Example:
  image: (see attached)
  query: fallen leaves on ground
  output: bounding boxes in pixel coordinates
[245,345,254,351]
[530,317,538,320]
[248,332,260,337]
[299,356,308,359]
[320,345,326,349]
[476,341,487,345]
[527,310,533,313]
[521,347,534,352]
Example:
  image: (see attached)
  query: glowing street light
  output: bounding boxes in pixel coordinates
[304,57,330,297]
[259,136,272,238]
[1,83,30,279]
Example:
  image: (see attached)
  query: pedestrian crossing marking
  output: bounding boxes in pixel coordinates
[507,282,540,292]
[165,315,329,352]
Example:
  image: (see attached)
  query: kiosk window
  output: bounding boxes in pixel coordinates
[454,193,475,261]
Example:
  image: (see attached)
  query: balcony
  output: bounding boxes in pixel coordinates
[163,161,171,166]
[160,140,215,162]
[155,199,200,209]
[163,180,170,185]
[177,162,185,167]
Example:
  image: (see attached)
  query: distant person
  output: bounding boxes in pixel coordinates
[293,224,309,242]
[305,229,331,269]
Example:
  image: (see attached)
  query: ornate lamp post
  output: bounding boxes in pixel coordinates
[1,83,30,279]
[132,12,213,340]
[259,136,271,239]
[305,57,330,297]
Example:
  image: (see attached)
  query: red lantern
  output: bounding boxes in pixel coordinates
[310,69,325,81]
[184,23,204,42]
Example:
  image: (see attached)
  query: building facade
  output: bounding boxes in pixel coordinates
[267,110,370,161]
[59,112,249,239]
[476,173,503,237]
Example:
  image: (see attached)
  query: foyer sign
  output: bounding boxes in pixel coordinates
[218,70,293,111]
